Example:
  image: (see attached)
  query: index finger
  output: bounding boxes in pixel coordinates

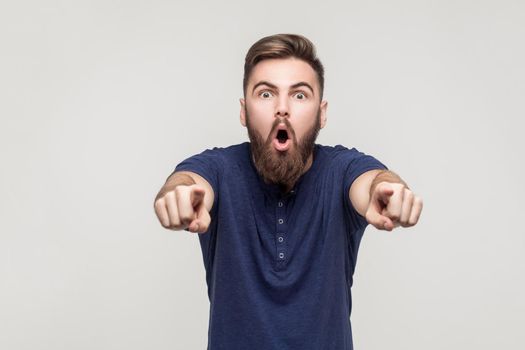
[190,186,206,207]
[384,187,404,221]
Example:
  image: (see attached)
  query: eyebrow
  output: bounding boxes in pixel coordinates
[252,81,315,96]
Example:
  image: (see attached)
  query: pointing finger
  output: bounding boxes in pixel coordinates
[190,186,206,207]
[382,185,404,222]
[376,185,394,203]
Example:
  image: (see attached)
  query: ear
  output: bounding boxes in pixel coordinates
[319,100,328,129]
[239,98,246,127]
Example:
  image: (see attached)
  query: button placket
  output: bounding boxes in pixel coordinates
[275,197,287,263]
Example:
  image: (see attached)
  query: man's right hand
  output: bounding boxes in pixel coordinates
[154,184,211,233]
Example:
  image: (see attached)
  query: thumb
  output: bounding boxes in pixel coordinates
[365,206,395,231]
[188,203,211,233]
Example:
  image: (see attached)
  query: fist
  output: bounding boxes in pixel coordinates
[365,182,423,231]
[154,184,211,233]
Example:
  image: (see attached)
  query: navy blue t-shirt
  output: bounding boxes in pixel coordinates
[174,142,388,350]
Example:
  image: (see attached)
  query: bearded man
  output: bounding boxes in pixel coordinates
[154,33,423,350]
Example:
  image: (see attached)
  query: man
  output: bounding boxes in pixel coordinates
[154,34,423,349]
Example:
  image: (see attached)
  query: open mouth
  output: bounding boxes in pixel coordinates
[272,125,292,152]
[276,129,289,144]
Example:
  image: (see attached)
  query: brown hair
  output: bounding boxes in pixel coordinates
[243,34,325,100]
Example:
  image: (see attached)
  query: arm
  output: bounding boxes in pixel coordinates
[349,169,386,218]
[349,169,423,231]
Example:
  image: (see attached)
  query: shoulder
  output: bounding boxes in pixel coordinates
[315,143,364,165]
[209,142,248,155]
[185,142,248,162]
[315,143,387,180]
[173,142,248,192]
[219,142,250,158]
[209,142,250,168]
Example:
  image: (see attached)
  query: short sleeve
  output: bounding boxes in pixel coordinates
[172,147,223,222]
[341,147,388,230]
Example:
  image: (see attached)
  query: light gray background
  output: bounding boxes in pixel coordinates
[1,0,524,349]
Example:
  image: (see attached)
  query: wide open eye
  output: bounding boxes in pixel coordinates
[259,91,273,98]
[294,92,306,100]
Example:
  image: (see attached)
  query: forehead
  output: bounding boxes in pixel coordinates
[248,57,319,91]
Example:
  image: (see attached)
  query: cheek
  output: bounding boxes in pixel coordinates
[290,104,319,137]
[247,105,274,138]
[293,125,310,143]
[293,102,318,116]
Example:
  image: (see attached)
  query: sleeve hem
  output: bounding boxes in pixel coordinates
[344,164,388,230]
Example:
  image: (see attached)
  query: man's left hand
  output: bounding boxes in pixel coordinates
[365,181,423,231]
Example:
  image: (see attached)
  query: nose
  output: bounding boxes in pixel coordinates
[275,95,289,118]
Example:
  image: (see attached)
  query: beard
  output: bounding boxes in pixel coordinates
[245,108,321,192]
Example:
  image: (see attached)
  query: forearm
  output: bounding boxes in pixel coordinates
[369,170,409,197]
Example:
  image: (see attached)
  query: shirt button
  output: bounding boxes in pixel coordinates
[278,219,284,224]
[279,252,284,259]
[278,201,283,207]
[278,236,284,242]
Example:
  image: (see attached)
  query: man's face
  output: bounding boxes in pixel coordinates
[240,57,328,190]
